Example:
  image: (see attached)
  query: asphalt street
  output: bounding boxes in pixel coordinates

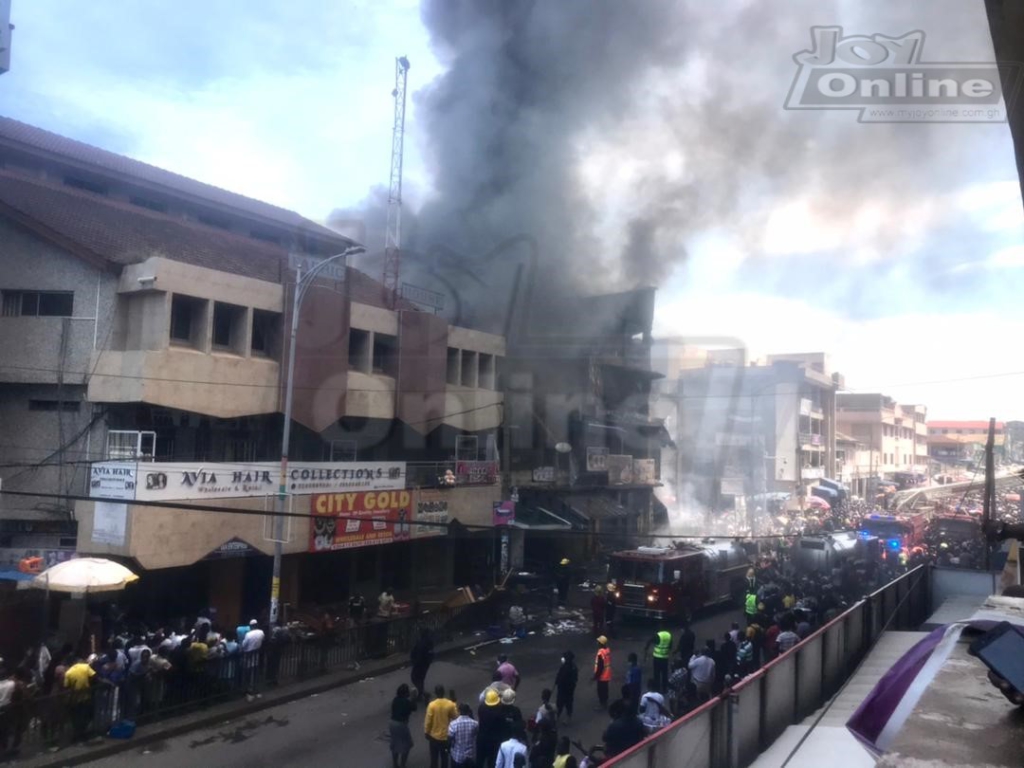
[90,606,741,768]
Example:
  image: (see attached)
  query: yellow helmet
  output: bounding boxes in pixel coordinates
[484,688,500,707]
[560,558,571,566]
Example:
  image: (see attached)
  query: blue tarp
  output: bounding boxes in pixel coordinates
[0,570,34,582]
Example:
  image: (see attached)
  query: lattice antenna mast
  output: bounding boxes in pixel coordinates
[383,55,410,308]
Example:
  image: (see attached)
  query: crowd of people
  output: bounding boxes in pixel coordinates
[0,614,280,754]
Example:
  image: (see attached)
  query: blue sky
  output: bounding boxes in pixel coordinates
[2,1,1024,420]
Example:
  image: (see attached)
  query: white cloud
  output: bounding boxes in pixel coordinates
[655,291,1024,420]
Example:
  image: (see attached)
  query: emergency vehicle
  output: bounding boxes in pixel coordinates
[927,514,982,544]
[793,531,879,573]
[858,513,927,555]
[607,540,750,619]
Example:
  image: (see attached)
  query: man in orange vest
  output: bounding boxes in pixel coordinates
[592,635,612,710]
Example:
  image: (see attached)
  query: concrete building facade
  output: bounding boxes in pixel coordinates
[657,352,840,516]
[0,116,504,618]
[836,394,929,493]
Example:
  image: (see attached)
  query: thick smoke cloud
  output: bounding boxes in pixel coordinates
[332,0,1014,330]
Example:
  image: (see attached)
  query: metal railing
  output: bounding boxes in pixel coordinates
[606,565,931,768]
[8,601,504,754]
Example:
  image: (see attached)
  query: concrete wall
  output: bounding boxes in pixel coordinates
[0,219,116,518]
[88,348,280,418]
[350,301,398,336]
[448,326,507,356]
[119,257,283,312]
[0,218,119,385]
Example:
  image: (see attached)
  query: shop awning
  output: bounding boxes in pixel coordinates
[566,494,630,522]
[511,505,577,530]
[811,485,839,501]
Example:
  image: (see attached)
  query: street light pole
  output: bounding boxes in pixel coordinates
[270,246,364,626]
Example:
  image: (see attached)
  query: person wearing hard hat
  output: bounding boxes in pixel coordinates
[477,687,505,768]
[590,585,606,637]
[592,635,612,710]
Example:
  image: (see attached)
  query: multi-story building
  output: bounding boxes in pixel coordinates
[659,351,841,514]
[0,117,505,624]
[836,394,929,491]
[504,288,668,567]
[926,420,1006,468]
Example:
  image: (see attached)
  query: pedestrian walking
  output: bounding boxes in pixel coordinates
[592,636,612,710]
[497,654,521,689]
[389,683,417,768]
[556,559,572,606]
[553,736,579,768]
[529,720,557,768]
[410,627,434,701]
[425,684,459,768]
[531,688,556,742]
[553,650,578,723]
[688,643,716,702]
[644,628,672,692]
[448,703,479,768]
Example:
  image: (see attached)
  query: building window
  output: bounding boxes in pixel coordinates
[372,333,398,377]
[106,430,157,460]
[479,353,496,389]
[1,290,74,317]
[461,350,478,387]
[197,213,230,230]
[447,348,460,386]
[212,301,245,352]
[63,176,108,195]
[250,230,282,245]
[129,196,167,213]
[28,399,80,412]
[348,329,371,373]
[251,309,278,356]
[170,294,205,345]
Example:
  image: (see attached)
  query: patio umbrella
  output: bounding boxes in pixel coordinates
[806,496,831,511]
[31,558,139,594]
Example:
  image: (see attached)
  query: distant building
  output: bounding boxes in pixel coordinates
[926,420,1006,468]
[657,351,840,513]
[836,394,928,492]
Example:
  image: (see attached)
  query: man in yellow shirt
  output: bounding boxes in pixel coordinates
[64,656,96,741]
[423,684,458,768]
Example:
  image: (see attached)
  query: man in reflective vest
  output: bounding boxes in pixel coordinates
[745,591,758,625]
[643,629,672,692]
[592,635,612,709]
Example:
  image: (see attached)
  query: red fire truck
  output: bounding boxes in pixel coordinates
[858,513,928,555]
[607,540,751,620]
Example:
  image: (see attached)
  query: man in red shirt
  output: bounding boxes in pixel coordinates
[764,618,781,662]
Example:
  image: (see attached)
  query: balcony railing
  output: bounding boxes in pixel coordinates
[799,432,823,447]
[405,460,499,489]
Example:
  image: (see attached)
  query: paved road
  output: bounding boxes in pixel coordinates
[91,606,741,768]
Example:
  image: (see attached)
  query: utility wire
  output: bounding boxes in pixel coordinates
[0,488,862,541]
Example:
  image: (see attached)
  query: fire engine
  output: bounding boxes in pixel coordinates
[607,540,750,620]
[858,513,928,555]
[927,513,981,545]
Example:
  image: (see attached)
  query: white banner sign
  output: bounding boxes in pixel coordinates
[91,461,407,502]
[89,462,137,500]
[92,501,127,546]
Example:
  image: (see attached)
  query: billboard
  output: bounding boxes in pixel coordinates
[94,461,406,502]
[586,447,609,473]
[493,500,515,526]
[455,461,498,485]
[632,459,657,484]
[310,490,414,551]
[89,462,137,500]
[414,491,448,538]
[607,454,634,485]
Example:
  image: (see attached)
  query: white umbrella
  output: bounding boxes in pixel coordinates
[31,557,139,594]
